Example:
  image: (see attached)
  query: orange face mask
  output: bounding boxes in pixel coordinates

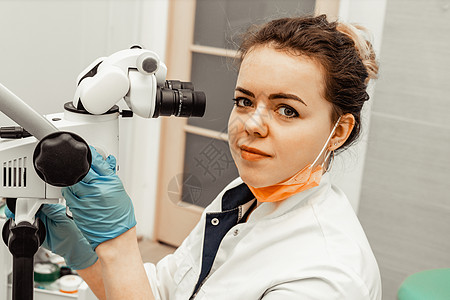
[247,117,341,203]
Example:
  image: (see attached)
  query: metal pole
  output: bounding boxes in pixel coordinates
[0,83,58,140]
[0,218,11,300]
[12,256,34,300]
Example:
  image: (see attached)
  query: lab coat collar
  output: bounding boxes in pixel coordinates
[215,173,331,221]
[221,182,254,211]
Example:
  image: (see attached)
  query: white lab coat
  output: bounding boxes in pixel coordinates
[144,174,382,299]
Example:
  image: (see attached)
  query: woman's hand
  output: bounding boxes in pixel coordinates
[96,227,155,299]
[5,204,98,270]
[62,146,153,299]
[61,146,136,250]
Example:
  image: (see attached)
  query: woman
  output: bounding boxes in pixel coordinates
[21,15,381,299]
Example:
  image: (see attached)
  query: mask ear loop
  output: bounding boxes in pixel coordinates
[325,150,335,172]
[311,116,341,170]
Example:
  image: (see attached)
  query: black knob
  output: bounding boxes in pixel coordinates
[2,217,46,300]
[2,218,46,257]
[33,131,92,187]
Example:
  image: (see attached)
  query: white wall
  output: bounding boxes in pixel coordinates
[121,0,169,239]
[0,0,169,239]
[330,0,387,212]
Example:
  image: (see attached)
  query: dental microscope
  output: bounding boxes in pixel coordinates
[0,46,206,300]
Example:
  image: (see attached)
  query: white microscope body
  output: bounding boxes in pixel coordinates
[0,47,169,221]
[0,46,205,300]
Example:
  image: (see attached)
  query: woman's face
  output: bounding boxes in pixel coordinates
[228,45,335,188]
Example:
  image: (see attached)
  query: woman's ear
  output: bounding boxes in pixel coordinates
[329,113,355,151]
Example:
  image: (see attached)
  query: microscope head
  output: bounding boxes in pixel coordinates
[73,47,205,119]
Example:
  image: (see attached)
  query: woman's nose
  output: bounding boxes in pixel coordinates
[244,106,269,137]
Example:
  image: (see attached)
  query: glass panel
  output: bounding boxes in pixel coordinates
[181,133,239,208]
[194,0,316,49]
[188,52,238,132]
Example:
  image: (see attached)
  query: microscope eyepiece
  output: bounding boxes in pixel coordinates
[153,80,206,118]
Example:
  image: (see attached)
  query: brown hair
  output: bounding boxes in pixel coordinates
[238,14,379,151]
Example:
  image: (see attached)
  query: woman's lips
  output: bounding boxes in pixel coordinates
[240,145,271,161]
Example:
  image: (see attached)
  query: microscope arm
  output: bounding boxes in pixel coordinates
[0,83,58,140]
[0,82,91,187]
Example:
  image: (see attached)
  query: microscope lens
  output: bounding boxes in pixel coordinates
[153,82,206,118]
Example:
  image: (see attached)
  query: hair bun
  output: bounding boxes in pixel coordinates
[336,23,379,85]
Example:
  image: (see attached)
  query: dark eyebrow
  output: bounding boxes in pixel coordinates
[235,87,255,98]
[235,87,307,106]
[268,93,307,106]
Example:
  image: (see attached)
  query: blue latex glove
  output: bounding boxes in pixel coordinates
[62,146,136,250]
[5,204,98,270]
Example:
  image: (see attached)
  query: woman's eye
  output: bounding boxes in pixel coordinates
[276,106,299,118]
[233,98,253,107]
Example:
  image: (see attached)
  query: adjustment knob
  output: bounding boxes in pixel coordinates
[33,131,91,187]
[2,218,46,256]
